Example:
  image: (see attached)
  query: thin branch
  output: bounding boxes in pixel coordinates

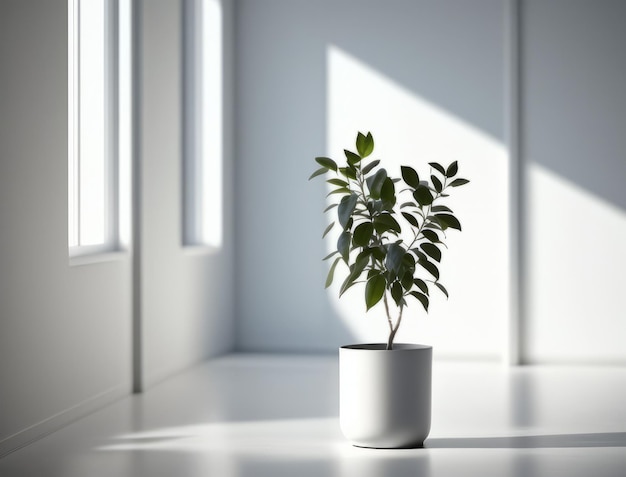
[383,292,394,333]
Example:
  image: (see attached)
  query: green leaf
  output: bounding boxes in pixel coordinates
[353,252,370,275]
[339,276,358,297]
[386,243,405,275]
[338,166,357,180]
[322,250,338,261]
[435,213,462,231]
[356,133,366,156]
[327,178,349,188]
[421,229,440,243]
[308,167,327,180]
[391,281,403,306]
[353,222,374,247]
[371,246,385,261]
[381,201,395,214]
[367,168,388,199]
[373,214,401,235]
[327,187,351,197]
[420,242,442,262]
[401,271,414,291]
[315,157,337,171]
[431,175,443,193]
[419,258,440,280]
[435,282,449,298]
[410,291,429,311]
[337,231,351,263]
[368,200,382,215]
[339,273,358,297]
[340,257,368,295]
[356,247,373,262]
[345,149,361,166]
[361,159,380,175]
[413,185,434,206]
[402,211,420,228]
[412,249,427,262]
[338,193,358,229]
[365,275,386,311]
[322,222,335,238]
[429,162,446,175]
[424,221,442,230]
[431,205,453,213]
[339,253,370,296]
[323,203,338,213]
[402,252,416,269]
[446,161,458,177]
[356,132,374,158]
[400,201,417,209]
[325,257,341,288]
[401,166,420,188]
[365,132,376,157]
[413,278,429,294]
[380,177,396,205]
[449,178,470,187]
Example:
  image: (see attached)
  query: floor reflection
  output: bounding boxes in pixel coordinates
[2,357,626,477]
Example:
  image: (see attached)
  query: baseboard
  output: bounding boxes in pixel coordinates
[0,384,129,459]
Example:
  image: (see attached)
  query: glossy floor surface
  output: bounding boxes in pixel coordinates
[1,355,626,476]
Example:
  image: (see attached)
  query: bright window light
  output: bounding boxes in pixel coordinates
[183,0,223,248]
[68,0,129,254]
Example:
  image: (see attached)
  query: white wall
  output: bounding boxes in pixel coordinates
[138,0,235,388]
[0,0,132,455]
[234,0,626,364]
[0,0,236,456]
[522,0,626,364]
[1,0,622,457]
[234,0,509,359]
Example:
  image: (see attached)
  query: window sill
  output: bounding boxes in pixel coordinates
[69,248,129,267]
[182,244,221,257]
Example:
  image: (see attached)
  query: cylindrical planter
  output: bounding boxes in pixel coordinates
[339,343,432,448]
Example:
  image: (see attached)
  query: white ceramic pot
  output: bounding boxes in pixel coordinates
[339,343,432,448]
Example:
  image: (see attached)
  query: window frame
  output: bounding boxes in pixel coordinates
[68,0,121,258]
[182,0,224,249]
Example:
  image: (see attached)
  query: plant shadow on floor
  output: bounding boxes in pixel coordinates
[425,432,626,449]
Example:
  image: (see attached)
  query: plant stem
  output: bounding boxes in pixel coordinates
[405,179,449,251]
[355,164,384,265]
[406,203,432,251]
[383,292,394,334]
[384,293,404,350]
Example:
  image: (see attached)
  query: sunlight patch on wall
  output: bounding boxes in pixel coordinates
[526,164,626,363]
[325,45,508,359]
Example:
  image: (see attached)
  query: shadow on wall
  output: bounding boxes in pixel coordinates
[520,0,626,364]
[522,0,626,212]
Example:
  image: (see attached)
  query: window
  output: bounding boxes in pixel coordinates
[68,0,130,255]
[183,0,223,248]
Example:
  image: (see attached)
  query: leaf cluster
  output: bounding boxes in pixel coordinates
[310,132,469,315]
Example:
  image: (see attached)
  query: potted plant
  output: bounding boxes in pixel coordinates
[310,132,469,448]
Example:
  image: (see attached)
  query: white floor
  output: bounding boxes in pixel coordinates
[1,355,625,477]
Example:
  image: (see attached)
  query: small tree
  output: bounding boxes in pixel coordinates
[310,132,469,350]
